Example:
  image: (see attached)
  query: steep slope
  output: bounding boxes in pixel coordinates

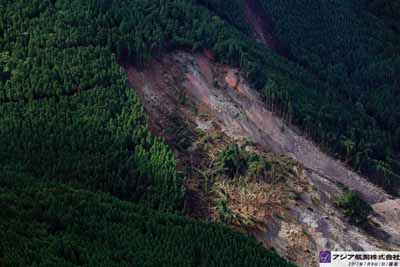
[255,0,400,193]
[226,0,400,195]
[0,175,295,267]
[0,1,297,266]
[2,0,399,266]
[127,51,400,266]
[3,0,398,194]
[243,0,288,57]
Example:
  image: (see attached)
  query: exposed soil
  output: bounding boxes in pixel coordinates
[126,51,400,267]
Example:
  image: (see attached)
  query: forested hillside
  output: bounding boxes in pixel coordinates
[0,0,399,265]
[197,0,400,193]
[256,0,400,193]
[201,0,400,193]
[2,0,398,192]
[0,174,294,266]
[0,0,296,266]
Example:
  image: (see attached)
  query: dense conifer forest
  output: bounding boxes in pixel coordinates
[2,0,399,193]
[1,173,295,266]
[0,0,399,265]
[257,0,400,192]
[0,0,296,265]
[199,0,400,193]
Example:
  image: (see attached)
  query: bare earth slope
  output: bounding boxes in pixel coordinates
[126,51,400,266]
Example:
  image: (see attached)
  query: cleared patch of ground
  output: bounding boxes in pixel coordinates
[126,51,400,267]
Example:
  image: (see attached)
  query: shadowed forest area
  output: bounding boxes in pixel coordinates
[2,0,399,193]
[0,0,297,266]
[0,0,399,265]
